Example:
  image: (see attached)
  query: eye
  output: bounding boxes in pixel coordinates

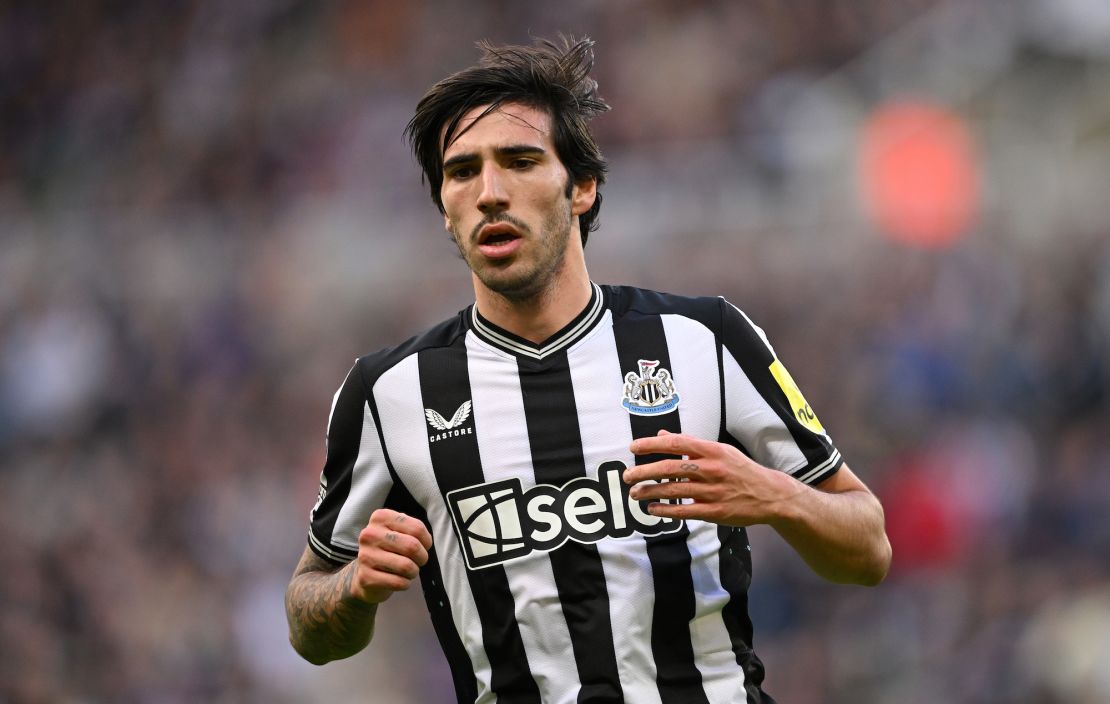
[509,158,535,170]
[447,165,476,180]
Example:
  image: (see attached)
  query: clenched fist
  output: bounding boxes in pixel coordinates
[349,509,434,604]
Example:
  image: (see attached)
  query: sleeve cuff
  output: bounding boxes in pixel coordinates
[307,530,357,565]
[788,448,843,486]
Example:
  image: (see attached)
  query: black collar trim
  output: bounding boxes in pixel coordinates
[470,283,605,360]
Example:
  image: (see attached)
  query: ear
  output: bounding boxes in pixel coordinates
[570,176,597,217]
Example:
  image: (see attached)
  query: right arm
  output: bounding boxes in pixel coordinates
[285,509,433,665]
[285,547,377,665]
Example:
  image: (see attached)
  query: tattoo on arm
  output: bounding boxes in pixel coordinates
[285,547,377,665]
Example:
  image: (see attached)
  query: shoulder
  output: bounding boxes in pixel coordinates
[602,284,724,325]
[353,309,471,391]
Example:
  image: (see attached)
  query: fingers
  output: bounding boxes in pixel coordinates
[637,500,713,522]
[351,511,433,603]
[622,458,705,486]
[350,555,415,601]
[630,431,718,459]
[360,544,422,580]
[371,509,434,551]
[628,475,712,503]
[363,510,431,567]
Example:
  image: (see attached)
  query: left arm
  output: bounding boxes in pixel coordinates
[624,431,891,586]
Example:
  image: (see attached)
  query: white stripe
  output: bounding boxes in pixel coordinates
[324,365,350,439]
[662,314,748,702]
[331,398,393,552]
[472,283,604,359]
[721,350,810,474]
[687,524,749,704]
[567,318,662,704]
[373,354,496,702]
[308,531,353,563]
[794,448,842,485]
[466,334,582,704]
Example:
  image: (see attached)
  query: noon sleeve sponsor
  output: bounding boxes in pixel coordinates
[719,299,842,485]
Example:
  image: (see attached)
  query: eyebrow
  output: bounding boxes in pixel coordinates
[443,144,547,171]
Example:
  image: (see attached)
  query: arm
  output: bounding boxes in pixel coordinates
[286,509,433,665]
[624,431,891,586]
[285,547,377,665]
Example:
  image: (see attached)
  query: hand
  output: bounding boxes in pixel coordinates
[349,509,433,604]
[623,430,797,528]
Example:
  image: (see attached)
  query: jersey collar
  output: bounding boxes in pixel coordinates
[469,282,605,361]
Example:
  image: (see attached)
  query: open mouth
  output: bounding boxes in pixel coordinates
[477,222,522,243]
[477,222,523,258]
[483,232,518,245]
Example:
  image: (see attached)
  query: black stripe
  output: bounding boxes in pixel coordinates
[717,526,775,704]
[308,363,364,562]
[711,304,763,702]
[419,345,541,704]
[382,480,478,704]
[362,350,480,703]
[611,314,710,704]
[718,300,837,481]
[517,353,624,704]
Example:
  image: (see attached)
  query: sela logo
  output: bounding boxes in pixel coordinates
[425,400,474,443]
[446,461,683,570]
[622,359,680,416]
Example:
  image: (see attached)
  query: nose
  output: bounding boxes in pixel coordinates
[476,165,509,214]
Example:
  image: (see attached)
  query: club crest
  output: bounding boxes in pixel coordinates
[621,359,680,416]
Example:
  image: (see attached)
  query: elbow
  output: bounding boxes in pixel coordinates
[857,533,893,587]
[826,532,891,587]
[854,496,893,586]
[289,633,333,667]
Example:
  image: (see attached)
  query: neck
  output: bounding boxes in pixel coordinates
[473,259,592,345]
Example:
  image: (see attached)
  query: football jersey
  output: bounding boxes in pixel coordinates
[307,283,841,704]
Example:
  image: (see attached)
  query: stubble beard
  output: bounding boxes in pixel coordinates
[454,201,573,303]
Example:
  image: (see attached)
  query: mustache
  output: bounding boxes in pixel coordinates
[469,213,530,243]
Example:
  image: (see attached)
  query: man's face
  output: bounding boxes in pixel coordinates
[439,103,595,301]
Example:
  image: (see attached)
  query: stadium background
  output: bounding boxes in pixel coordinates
[2,1,1109,702]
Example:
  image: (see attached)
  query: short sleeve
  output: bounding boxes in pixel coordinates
[718,298,842,486]
[307,360,395,564]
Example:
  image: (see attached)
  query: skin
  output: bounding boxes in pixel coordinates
[286,510,432,665]
[625,430,891,585]
[439,103,597,343]
[286,100,890,665]
[286,103,595,665]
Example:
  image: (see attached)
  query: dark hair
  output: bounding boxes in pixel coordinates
[405,36,610,245]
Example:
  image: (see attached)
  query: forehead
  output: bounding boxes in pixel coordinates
[443,103,553,158]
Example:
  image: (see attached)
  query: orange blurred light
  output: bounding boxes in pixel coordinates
[858,101,979,249]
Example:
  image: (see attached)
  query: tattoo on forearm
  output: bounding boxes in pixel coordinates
[285,550,377,664]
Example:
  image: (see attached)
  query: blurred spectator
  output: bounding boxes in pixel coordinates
[1,1,1108,702]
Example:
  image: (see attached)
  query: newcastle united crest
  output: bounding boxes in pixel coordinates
[621,359,680,416]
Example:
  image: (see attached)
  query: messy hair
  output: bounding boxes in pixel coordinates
[405,36,610,245]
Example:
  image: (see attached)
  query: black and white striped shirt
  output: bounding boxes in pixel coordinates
[308,283,841,704]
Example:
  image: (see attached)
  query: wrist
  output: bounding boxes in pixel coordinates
[340,563,379,610]
[763,468,806,530]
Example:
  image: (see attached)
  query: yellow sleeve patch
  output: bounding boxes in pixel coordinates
[768,359,825,434]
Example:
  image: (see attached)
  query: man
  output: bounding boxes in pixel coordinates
[286,36,891,704]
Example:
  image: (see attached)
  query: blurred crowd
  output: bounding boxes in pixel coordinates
[2,1,1109,703]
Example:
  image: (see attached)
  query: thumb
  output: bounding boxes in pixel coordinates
[656,429,671,436]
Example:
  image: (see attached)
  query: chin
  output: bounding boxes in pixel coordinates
[479,268,549,301]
